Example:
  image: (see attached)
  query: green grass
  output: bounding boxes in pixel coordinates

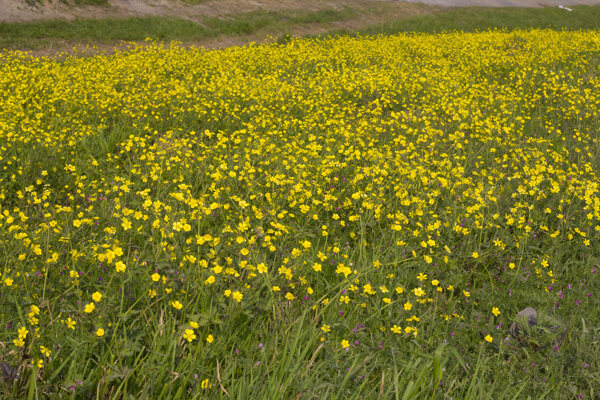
[1,5,600,399]
[203,8,355,36]
[1,30,600,398]
[0,8,356,50]
[22,0,108,6]
[357,5,600,36]
[68,0,109,5]
[0,17,205,48]
[3,5,600,51]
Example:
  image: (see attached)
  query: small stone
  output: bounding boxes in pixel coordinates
[509,307,537,338]
[509,307,566,348]
[0,362,18,381]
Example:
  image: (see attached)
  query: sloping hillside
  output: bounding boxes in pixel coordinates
[1,0,438,22]
[5,0,600,24]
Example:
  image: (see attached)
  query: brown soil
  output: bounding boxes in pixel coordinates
[0,0,438,23]
[3,0,599,23]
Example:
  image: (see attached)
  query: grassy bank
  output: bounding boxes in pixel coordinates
[1,5,600,51]
[0,8,357,50]
[358,4,600,35]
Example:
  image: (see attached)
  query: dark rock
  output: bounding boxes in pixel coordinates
[509,307,567,348]
[0,362,18,381]
[509,307,537,338]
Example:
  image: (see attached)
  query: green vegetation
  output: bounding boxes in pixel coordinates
[357,5,600,35]
[203,8,355,36]
[23,0,109,6]
[3,5,600,51]
[69,0,109,6]
[1,3,600,399]
[0,17,206,49]
[0,8,356,50]
[1,29,600,398]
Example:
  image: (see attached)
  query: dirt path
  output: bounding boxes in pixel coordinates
[3,0,600,24]
[0,0,436,23]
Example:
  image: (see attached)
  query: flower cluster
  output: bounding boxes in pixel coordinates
[0,30,598,391]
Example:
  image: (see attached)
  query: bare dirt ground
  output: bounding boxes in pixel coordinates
[0,0,438,23]
[4,0,600,24]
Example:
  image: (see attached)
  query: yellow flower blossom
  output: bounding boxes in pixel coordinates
[115,261,126,273]
[183,329,196,342]
[84,302,95,313]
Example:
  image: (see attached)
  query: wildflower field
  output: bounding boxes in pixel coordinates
[1,29,600,398]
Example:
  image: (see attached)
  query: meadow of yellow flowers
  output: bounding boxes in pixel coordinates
[0,30,599,398]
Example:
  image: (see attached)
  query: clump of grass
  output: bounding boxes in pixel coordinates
[204,8,355,36]
[22,0,109,6]
[68,0,109,6]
